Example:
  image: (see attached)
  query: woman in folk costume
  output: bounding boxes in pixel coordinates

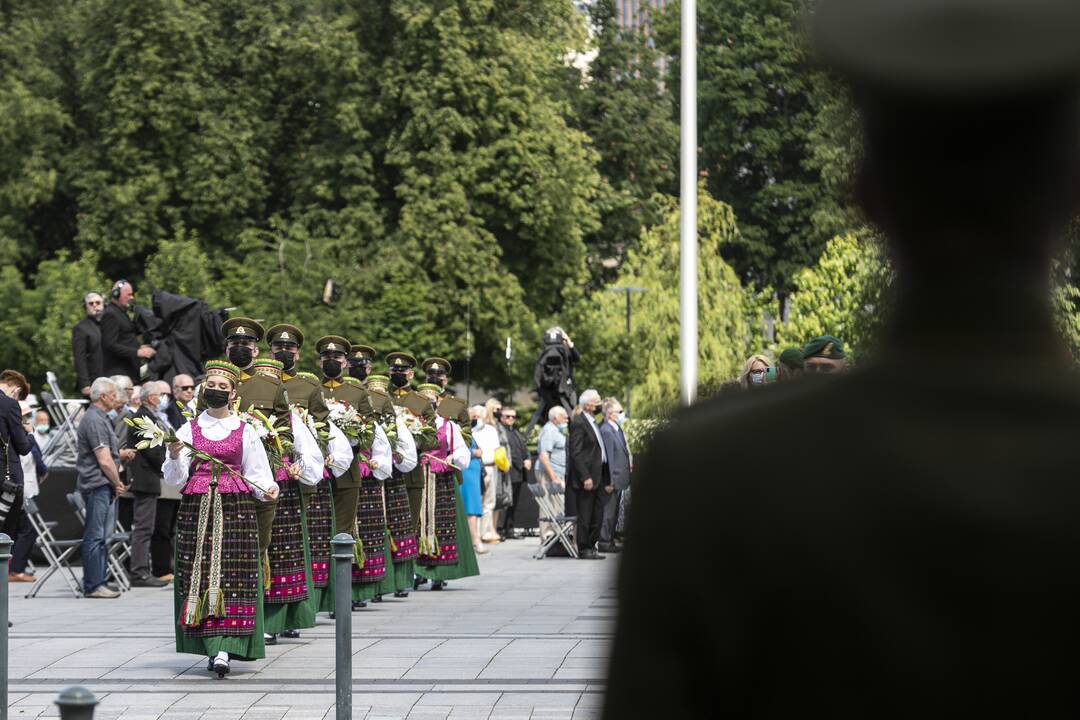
[306,404,353,615]
[247,358,325,645]
[161,360,278,678]
[413,383,479,590]
[365,374,419,599]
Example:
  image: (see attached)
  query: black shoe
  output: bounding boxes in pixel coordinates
[372,594,383,603]
[328,612,335,619]
[352,600,366,610]
[393,590,409,598]
[597,543,622,554]
[131,574,168,588]
[431,580,445,591]
[264,634,277,646]
[579,549,603,560]
[213,657,230,678]
[413,575,428,590]
[281,629,300,639]
[207,658,214,671]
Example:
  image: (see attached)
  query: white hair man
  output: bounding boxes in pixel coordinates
[567,389,609,559]
[124,381,169,588]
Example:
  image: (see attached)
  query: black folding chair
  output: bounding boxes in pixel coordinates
[23,497,82,599]
[528,482,577,559]
[67,492,132,592]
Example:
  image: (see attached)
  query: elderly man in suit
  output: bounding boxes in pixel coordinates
[124,381,169,587]
[567,388,608,559]
[598,398,630,554]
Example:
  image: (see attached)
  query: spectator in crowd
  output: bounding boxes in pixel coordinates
[739,354,773,389]
[124,382,168,588]
[32,408,50,448]
[0,372,33,598]
[568,389,608,559]
[76,377,134,599]
[100,280,155,381]
[72,292,105,397]
[111,375,135,447]
[167,374,195,429]
[474,399,504,544]
[536,406,569,542]
[778,348,805,381]
[801,335,848,374]
[461,406,486,555]
[497,405,531,540]
[149,381,173,429]
[11,401,47,582]
[598,397,630,554]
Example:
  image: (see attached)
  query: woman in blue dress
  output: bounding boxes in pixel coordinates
[459,406,485,555]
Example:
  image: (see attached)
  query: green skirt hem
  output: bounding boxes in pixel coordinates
[416,483,480,582]
[264,487,317,634]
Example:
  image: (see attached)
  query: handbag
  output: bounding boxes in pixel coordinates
[494,469,513,510]
[493,446,510,472]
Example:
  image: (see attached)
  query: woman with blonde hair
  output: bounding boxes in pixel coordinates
[474,398,506,543]
[739,354,773,389]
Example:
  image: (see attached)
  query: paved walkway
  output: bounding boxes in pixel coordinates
[7,539,614,719]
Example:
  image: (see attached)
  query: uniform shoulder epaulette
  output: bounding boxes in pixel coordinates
[295,372,320,384]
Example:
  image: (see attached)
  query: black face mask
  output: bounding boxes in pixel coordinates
[390,373,409,388]
[228,346,253,368]
[273,350,295,371]
[322,358,342,378]
[348,364,369,381]
[204,388,230,409]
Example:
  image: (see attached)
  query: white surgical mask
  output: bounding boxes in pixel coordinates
[616,412,626,426]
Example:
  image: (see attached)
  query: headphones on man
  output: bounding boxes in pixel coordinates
[111,280,128,300]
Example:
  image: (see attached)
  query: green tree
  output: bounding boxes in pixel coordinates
[576,188,753,417]
[774,233,891,360]
[573,0,679,286]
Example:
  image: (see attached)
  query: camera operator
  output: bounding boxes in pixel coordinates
[526,327,581,437]
[100,280,155,381]
[0,371,34,549]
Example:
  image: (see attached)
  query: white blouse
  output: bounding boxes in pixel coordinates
[393,415,418,474]
[473,422,501,465]
[370,423,393,481]
[161,411,278,498]
[290,410,325,487]
[325,420,354,478]
[435,416,471,471]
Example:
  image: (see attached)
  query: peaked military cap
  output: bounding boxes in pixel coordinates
[350,344,375,361]
[422,357,451,375]
[266,323,304,348]
[316,335,351,355]
[813,0,1080,92]
[386,352,417,370]
[802,335,847,360]
[222,317,265,342]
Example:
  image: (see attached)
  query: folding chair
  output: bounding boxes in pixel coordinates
[528,482,578,559]
[40,372,87,468]
[67,493,132,592]
[23,497,82,599]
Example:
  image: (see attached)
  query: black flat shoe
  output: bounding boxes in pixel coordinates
[264,634,278,646]
[393,590,409,598]
[328,612,335,619]
[352,600,366,610]
[413,576,428,590]
[372,594,383,603]
[431,580,445,591]
[207,658,215,671]
[281,629,300,639]
[213,657,230,678]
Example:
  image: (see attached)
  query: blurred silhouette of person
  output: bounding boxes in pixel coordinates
[605,1,1080,717]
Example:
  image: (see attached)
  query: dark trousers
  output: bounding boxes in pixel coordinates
[498,481,525,534]
[10,499,33,574]
[574,466,609,551]
[151,498,179,577]
[600,488,621,545]
[129,491,157,578]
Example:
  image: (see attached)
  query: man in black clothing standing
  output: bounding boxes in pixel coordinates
[100,280,155,381]
[497,406,531,539]
[72,292,105,397]
[567,389,607,559]
[123,381,168,587]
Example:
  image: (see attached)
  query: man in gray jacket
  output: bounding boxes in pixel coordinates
[598,398,630,554]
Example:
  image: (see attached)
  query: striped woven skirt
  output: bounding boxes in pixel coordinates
[385,471,418,562]
[418,472,459,567]
[304,480,333,589]
[352,475,387,590]
[175,492,259,639]
[265,481,310,605]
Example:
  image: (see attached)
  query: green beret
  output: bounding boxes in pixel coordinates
[778,348,804,370]
[802,335,847,360]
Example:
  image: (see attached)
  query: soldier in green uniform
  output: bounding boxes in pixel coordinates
[604,1,1080,716]
[267,325,346,617]
[216,318,292,558]
[421,357,471,442]
[385,353,436,530]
